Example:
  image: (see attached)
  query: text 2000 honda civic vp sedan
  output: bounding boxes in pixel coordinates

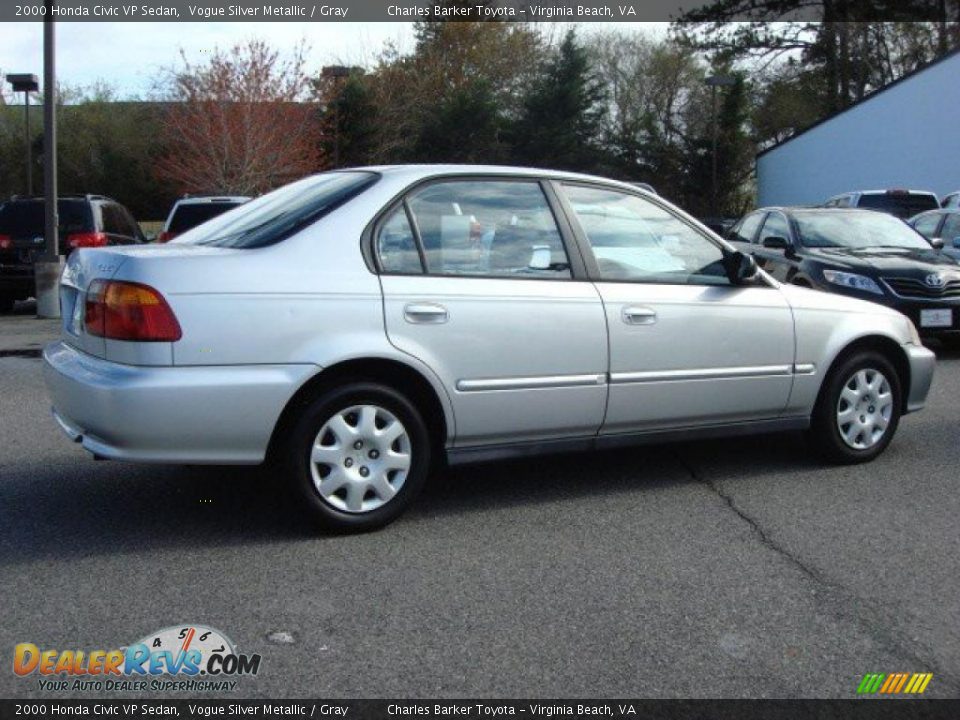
[44,166,936,530]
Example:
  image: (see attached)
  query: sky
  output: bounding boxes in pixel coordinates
[0,21,669,100]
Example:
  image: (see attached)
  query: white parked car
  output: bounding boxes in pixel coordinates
[157,195,251,243]
[44,166,935,531]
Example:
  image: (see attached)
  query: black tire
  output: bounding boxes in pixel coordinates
[283,382,432,532]
[808,350,902,464]
[0,295,14,314]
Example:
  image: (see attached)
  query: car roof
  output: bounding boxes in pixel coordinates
[756,206,891,216]
[353,164,651,192]
[174,196,251,205]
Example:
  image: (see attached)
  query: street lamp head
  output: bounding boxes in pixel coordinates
[6,73,40,93]
[705,75,737,87]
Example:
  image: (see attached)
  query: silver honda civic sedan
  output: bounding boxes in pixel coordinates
[43,165,936,530]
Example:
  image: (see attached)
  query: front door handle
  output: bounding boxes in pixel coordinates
[404,303,449,324]
[622,306,657,325]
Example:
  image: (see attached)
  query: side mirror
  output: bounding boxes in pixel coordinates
[762,235,789,251]
[930,237,944,250]
[724,250,760,286]
[528,244,552,270]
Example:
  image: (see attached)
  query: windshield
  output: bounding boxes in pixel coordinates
[173,172,379,249]
[793,210,933,250]
[857,193,939,219]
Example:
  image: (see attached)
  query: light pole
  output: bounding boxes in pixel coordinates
[5,73,40,196]
[321,65,351,168]
[35,2,61,319]
[705,74,736,219]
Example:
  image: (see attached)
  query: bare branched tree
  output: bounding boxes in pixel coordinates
[154,39,323,196]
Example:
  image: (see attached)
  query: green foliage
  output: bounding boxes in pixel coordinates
[510,30,609,173]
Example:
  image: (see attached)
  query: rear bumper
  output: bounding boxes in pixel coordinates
[904,343,936,414]
[42,341,316,464]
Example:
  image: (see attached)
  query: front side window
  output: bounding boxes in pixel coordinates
[563,184,729,285]
[940,214,960,243]
[729,212,764,244]
[759,212,791,243]
[911,212,941,239]
[403,180,571,279]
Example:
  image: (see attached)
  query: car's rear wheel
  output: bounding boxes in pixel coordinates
[808,351,902,463]
[284,382,431,532]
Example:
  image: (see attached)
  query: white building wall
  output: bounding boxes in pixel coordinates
[757,52,960,207]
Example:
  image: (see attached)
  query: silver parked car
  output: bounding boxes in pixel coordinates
[44,166,936,531]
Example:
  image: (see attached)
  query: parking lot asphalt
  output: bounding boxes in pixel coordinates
[1,348,959,699]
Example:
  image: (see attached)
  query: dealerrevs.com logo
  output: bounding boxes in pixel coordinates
[13,625,262,692]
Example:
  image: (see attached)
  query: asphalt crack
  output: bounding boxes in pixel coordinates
[673,449,960,695]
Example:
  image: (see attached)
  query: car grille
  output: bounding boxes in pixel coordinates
[883,277,960,299]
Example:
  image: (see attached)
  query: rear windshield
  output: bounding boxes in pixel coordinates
[173,172,378,249]
[168,202,247,234]
[857,193,939,218]
[0,200,91,237]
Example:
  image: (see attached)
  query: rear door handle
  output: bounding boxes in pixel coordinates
[622,306,657,325]
[404,303,449,324]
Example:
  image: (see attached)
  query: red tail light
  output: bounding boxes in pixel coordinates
[85,280,182,342]
[0,234,11,250]
[67,232,108,249]
[156,231,176,243]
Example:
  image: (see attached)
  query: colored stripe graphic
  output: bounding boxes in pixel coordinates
[857,672,932,694]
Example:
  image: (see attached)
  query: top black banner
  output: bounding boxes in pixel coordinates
[1,0,953,22]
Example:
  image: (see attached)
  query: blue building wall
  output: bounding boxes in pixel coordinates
[756,52,960,207]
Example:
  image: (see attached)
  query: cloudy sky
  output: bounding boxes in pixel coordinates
[0,21,668,99]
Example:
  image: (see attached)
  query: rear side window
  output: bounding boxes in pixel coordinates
[858,193,939,218]
[175,172,378,249]
[377,206,422,274]
[401,180,571,279]
[168,202,244,234]
[0,200,91,237]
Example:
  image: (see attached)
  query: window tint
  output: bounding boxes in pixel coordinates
[730,212,764,243]
[377,206,422,274]
[99,204,122,235]
[911,212,941,239]
[175,172,378,249]
[563,184,729,285]
[168,203,243,234]
[759,212,791,243]
[405,180,570,279]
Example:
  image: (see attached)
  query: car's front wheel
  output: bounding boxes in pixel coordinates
[808,351,902,463]
[285,382,432,532]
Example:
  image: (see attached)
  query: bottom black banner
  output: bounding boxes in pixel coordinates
[2,700,960,720]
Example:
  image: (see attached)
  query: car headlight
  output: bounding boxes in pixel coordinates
[822,269,884,296]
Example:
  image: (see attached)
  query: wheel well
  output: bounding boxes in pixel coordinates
[823,335,911,404]
[266,358,449,463]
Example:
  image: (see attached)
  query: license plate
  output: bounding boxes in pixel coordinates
[920,308,952,328]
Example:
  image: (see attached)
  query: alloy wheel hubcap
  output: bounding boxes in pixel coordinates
[309,405,411,513]
[836,368,893,450]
